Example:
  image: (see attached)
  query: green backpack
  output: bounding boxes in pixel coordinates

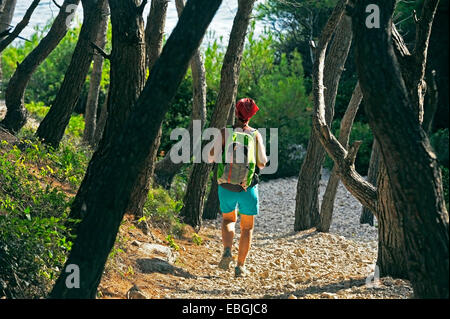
[217,127,258,192]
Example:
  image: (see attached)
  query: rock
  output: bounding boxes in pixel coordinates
[320,292,338,299]
[127,285,148,299]
[131,240,141,247]
[288,294,297,299]
[139,243,176,263]
[286,282,296,290]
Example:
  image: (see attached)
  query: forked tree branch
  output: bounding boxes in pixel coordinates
[311,0,378,213]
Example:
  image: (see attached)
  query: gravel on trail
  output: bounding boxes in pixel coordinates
[152,172,413,299]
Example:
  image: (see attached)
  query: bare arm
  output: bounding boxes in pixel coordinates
[255,131,268,169]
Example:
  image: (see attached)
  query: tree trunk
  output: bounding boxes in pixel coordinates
[203,164,220,219]
[0,0,80,134]
[124,0,169,218]
[72,0,147,221]
[359,140,380,226]
[353,0,448,298]
[93,91,108,147]
[317,82,362,232]
[153,0,207,189]
[376,157,408,279]
[0,0,16,83]
[179,0,256,229]
[0,0,38,53]
[294,14,353,231]
[422,68,439,134]
[145,0,168,71]
[49,0,222,299]
[36,0,106,147]
[83,2,109,146]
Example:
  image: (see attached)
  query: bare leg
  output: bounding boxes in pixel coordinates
[222,210,237,249]
[237,214,254,267]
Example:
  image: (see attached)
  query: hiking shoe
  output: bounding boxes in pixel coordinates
[218,248,234,270]
[234,265,249,278]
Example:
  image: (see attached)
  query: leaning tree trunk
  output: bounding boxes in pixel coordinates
[0,0,38,53]
[124,0,169,218]
[49,0,222,299]
[83,2,109,146]
[180,0,256,229]
[0,0,16,83]
[294,14,353,231]
[0,0,80,134]
[359,139,380,226]
[353,0,448,298]
[145,0,168,71]
[36,0,106,147]
[317,82,362,232]
[153,0,207,189]
[71,0,147,221]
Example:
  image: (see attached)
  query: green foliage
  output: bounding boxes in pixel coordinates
[191,233,203,246]
[165,234,180,251]
[1,23,81,104]
[1,19,112,112]
[0,137,88,298]
[250,48,312,178]
[143,187,184,238]
[324,121,374,175]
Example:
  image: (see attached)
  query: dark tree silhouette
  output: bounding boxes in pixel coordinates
[0,0,80,134]
[179,0,256,229]
[36,0,107,147]
[49,0,222,298]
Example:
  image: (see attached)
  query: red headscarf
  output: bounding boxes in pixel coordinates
[235,98,259,122]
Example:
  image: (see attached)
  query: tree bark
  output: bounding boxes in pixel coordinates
[83,2,109,146]
[73,0,147,221]
[422,69,439,134]
[0,0,39,53]
[123,0,169,218]
[203,164,220,220]
[93,90,108,147]
[49,0,222,299]
[359,139,380,226]
[153,0,207,189]
[179,0,256,229]
[145,0,168,71]
[375,157,408,279]
[0,0,16,83]
[36,0,106,147]
[352,0,448,298]
[294,13,353,231]
[317,82,362,232]
[0,0,80,134]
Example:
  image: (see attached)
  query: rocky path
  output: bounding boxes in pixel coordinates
[103,172,412,299]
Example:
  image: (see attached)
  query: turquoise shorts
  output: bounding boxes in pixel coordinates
[218,184,259,216]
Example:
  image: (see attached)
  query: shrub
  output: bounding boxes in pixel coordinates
[0,139,83,298]
[143,187,184,237]
[250,50,312,178]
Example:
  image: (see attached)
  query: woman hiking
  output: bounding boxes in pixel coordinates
[208,98,268,277]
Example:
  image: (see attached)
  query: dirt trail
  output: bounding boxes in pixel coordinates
[100,174,412,299]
